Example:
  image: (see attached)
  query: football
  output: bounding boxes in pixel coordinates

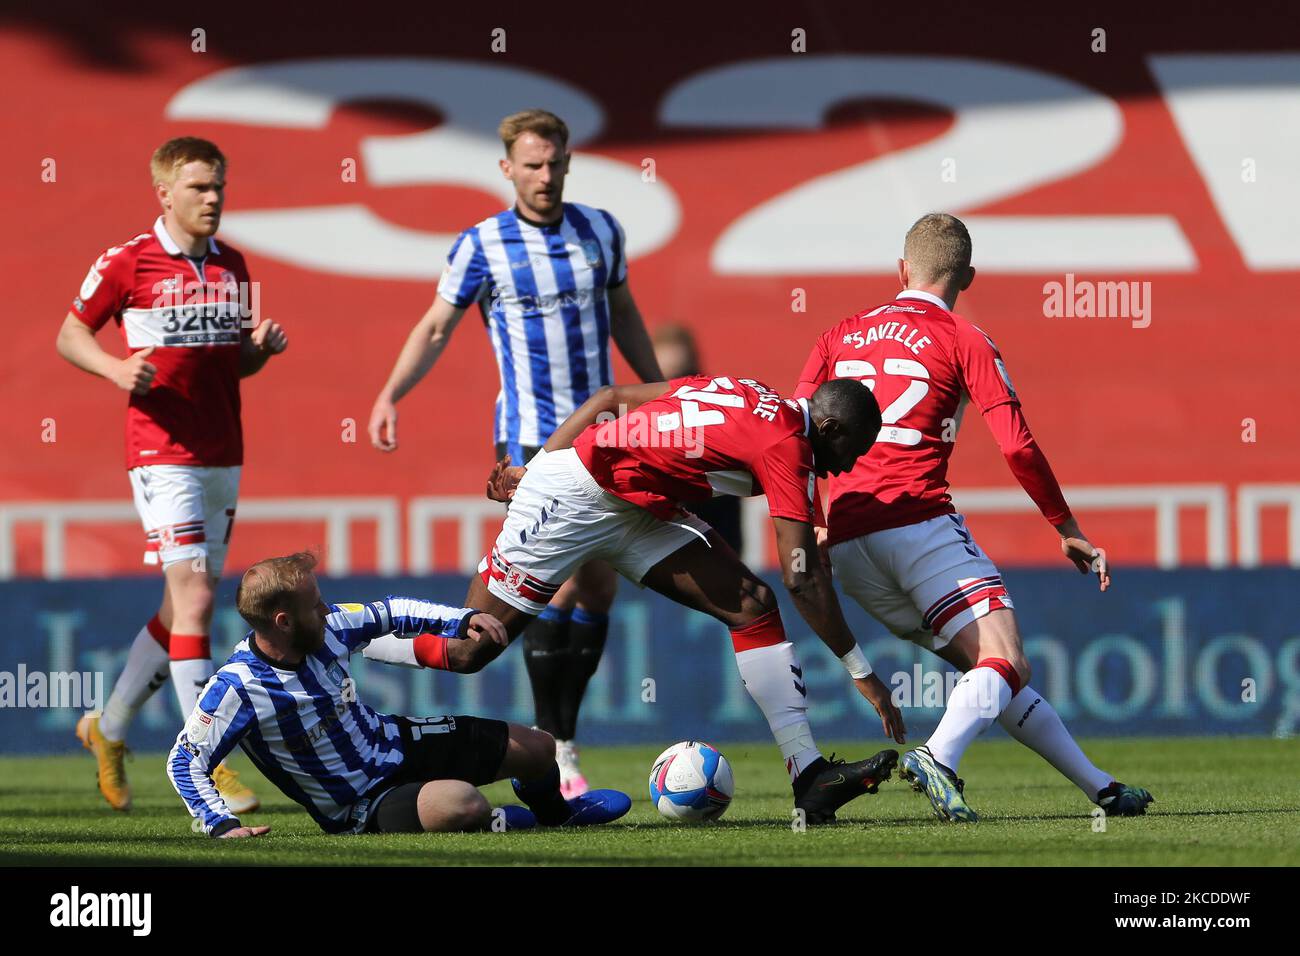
[648,740,735,822]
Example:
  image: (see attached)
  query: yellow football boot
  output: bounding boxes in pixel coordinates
[75,713,132,811]
[212,762,261,814]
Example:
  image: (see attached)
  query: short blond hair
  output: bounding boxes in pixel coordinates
[903,213,972,286]
[151,137,226,186]
[236,552,317,632]
[498,109,569,156]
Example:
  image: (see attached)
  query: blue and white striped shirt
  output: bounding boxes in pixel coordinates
[437,203,628,464]
[167,597,473,835]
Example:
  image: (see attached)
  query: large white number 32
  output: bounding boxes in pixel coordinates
[834,359,930,446]
[165,59,680,280]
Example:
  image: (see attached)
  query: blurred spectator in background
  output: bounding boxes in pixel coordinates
[652,324,744,553]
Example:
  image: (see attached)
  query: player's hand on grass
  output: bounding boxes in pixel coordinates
[369,397,399,452]
[466,612,509,646]
[486,457,525,502]
[250,318,288,354]
[219,825,271,838]
[114,346,157,395]
[854,673,907,745]
[1056,517,1110,592]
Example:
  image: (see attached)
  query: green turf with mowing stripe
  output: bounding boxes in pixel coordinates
[1,737,1295,866]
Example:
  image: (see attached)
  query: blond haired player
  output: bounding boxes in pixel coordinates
[796,213,1152,822]
[168,553,630,837]
[55,137,287,812]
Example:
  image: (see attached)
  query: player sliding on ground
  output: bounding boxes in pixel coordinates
[167,552,630,837]
[795,213,1154,823]
[366,376,906,825]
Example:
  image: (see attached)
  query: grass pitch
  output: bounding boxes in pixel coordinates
[1,737,1295,866]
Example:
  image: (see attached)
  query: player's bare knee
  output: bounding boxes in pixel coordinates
[522,726,556,772]
[426,785,491,832]
[497,724,556,782]
[457,791,493,831]
[531,726,556,764]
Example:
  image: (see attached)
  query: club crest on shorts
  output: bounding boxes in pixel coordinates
[503,567,525,595]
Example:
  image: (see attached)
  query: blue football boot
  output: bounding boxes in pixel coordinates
[899,746,979,823]
[557,788,632,826]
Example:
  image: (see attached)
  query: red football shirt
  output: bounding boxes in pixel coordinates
[574,375,817,523]
[796,290,1058,545]
[70,218,250,469]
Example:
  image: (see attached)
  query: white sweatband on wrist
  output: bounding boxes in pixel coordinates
[839,644,872,679]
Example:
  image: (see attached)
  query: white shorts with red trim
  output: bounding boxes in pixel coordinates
[127,465,240,575]
[829,512,1013,650]
[479,448,711,615]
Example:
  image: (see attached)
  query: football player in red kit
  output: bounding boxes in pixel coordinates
[795,213,1152,822]
[55,138,287,813]
[364,375,905,824]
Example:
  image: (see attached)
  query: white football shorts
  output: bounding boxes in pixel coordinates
[127,464,240,575]
[830,512,1013,651]
[479,448,711,615]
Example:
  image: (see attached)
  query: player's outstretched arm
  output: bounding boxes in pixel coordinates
[958,325,1110,591]
[980,403,1111,591]
[772,517,906,744]
[486,382,670,502]
[772,517,854,656]
[167,679,257,838]
[55,312,156,394]
[368,295,468,452]
[487,381,673,501]
[541,381,671,452]
[607,282,664,382]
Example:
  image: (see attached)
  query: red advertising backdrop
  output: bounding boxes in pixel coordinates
[2,3,1297,575]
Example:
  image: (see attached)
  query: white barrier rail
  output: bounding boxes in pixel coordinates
[407,497,508,575]
[1237,484,1300,568]
[0,499,400,580]
[744,484,1233,570]
[952,484,1230,569]
[0,484,1291,578]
